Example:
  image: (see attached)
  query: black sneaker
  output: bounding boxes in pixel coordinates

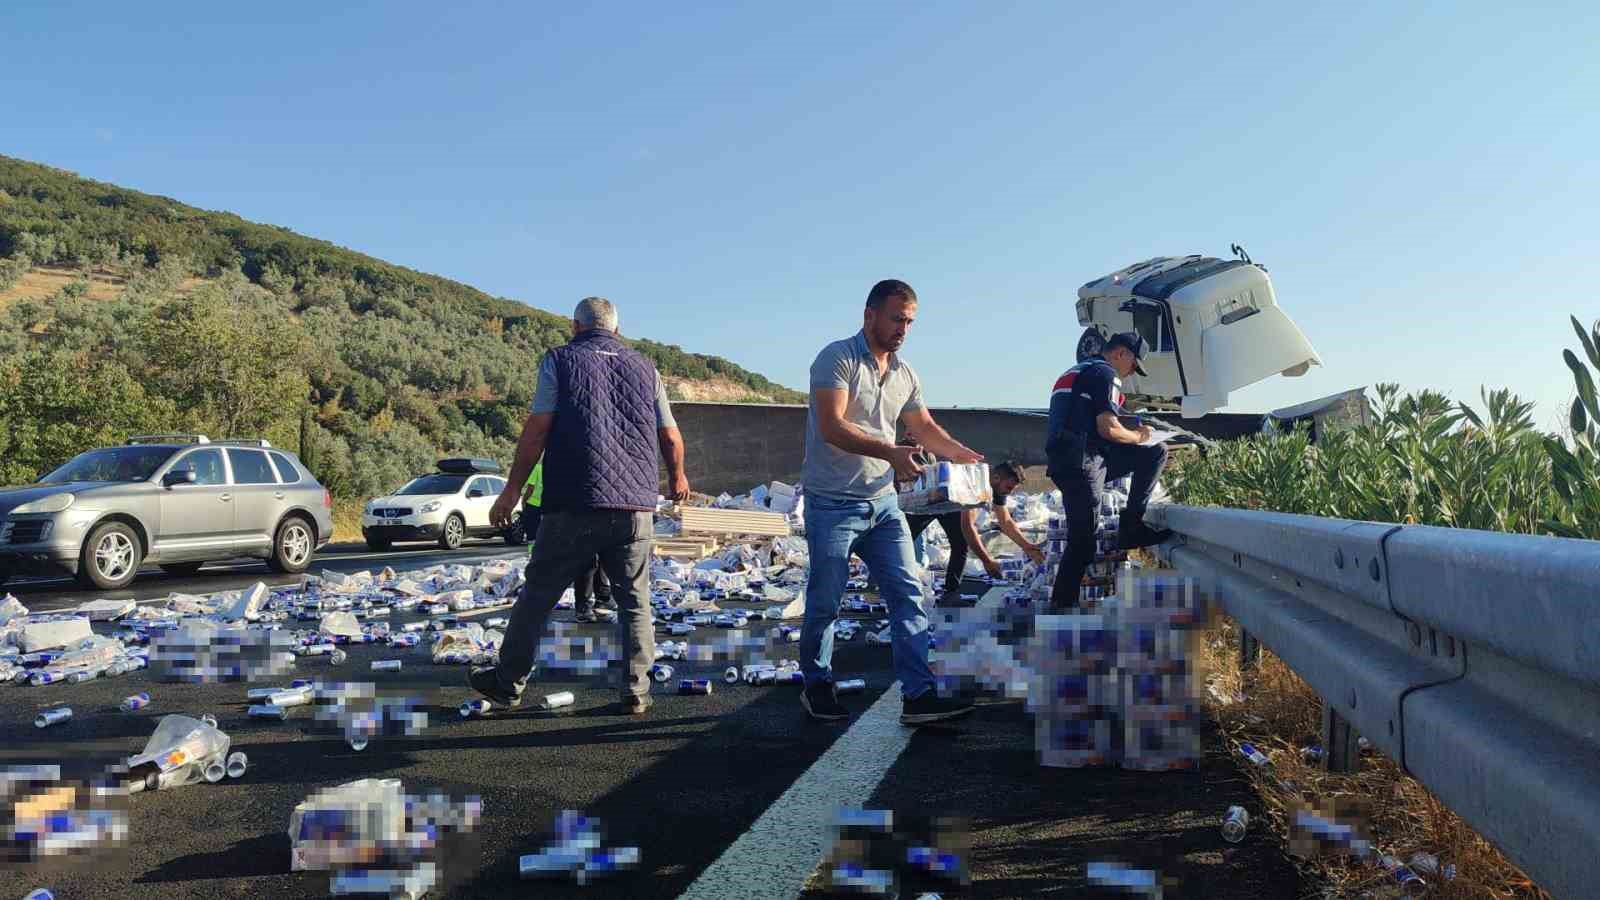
[900,691,974,725]
[801,682,850,722]
[1118,511,1173,550]
[467,666,520,707]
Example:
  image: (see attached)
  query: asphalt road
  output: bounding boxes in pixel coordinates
[2,539,521,612]
[1,562,1303,899]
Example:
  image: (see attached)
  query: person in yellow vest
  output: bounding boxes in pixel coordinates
[520,458,614,620]
[519,459,544,555]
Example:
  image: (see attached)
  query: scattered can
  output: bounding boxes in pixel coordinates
[226,751,248,778]
[1238,742,1271,767]
[349,735,370,751]
[678,679,713,696]
[67,667,102,684]
[24,890,54,900]
[248,704,288,720]
[649,664,674,683]
[120,692,151,712]
[1221,806,1249,843]
[330,649,348,665]
[371,660,402,672]
[539,691,576,710]
[34,707,72,729]
[835,679,866,695]
[460,699,493,718]
[203,760,226,783]
[200,714,219,729]
[302,643,335,656]
[723,666,741,684]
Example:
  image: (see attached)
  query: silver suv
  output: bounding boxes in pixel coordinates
[0,435,334,590]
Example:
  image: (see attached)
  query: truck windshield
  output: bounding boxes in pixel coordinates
[396,474,467,496]
[40,446,177,484]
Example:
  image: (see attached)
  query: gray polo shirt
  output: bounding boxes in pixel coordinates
[802,330,925,500]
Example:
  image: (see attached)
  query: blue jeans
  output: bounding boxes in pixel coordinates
[801,492,935,700]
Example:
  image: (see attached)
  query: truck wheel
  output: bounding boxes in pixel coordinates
[1075,327,1105,363]
[79,521,143,590]
[268,516,315,574]
[439,514,465,551]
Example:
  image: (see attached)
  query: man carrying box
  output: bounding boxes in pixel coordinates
[801,278,985,726]
[904,460,1044,597]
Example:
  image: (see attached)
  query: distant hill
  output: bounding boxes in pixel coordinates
[0,154,802,499]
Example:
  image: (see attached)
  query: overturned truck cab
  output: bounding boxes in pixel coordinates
[1075,253,1321,418]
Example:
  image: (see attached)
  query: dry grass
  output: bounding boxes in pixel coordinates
[0,265,126,306]
[330,498,365,545]
[1200,617,1553,899]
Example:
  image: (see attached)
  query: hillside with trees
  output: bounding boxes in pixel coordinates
[0,155,802,500]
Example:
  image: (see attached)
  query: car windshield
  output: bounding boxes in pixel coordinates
[40,446,177,484]
[395,474,467,496]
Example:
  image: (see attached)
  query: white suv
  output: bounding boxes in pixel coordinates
[360,459,517,552]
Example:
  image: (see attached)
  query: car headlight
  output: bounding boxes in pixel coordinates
[13,494,75,515]
[419,500,442,514]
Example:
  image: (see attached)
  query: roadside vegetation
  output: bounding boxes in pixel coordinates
[0,154,802,500]
[1169,318,1597,897]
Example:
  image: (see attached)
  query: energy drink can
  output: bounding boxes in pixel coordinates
[120,692,151,712]
[371,660,402,672]
[678,679,713,695]
[34,707,72,728]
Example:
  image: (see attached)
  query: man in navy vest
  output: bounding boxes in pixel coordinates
[473,297,690,715]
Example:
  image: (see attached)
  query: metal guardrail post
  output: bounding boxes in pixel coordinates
[1320,702,1361,773]
[1238,628,1262,670]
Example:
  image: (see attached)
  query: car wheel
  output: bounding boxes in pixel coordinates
[439,514,465,551]
[267,515,316,574]
[1075,327,1106,363]
[79,521,142,590]
[160,562,206,577]
[366,537,392,552]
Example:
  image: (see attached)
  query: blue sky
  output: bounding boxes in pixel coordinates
[5,1,1597,426]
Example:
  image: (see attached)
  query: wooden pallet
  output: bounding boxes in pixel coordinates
[680,507,791,538]
[653,537,721,558]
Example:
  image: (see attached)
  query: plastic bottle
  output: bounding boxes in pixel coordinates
[1221,805,1249,843]
[121,692,151,712]
[226,751,248,778]
[34,707,72,728]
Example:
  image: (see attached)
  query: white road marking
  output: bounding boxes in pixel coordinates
[676,681,914,900]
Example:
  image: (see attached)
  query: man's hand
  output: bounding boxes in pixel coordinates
[946,444,985,465]
[982,557,1003,579]
[1136,424,1154,444]
[887,445,927,482]
[490,489,519,530]
[668,473,691,502]
[1025,544,1046,565]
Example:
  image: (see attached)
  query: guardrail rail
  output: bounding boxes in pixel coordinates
[1147,503,1600,900]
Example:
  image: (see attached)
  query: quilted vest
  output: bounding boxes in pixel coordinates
[540,329,661,512]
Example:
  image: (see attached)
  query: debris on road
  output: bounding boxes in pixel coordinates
[519,810,640,884]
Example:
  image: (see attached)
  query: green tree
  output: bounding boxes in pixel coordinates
[139,282,312,439]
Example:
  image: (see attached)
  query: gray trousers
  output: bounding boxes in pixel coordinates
[494,509,656,701]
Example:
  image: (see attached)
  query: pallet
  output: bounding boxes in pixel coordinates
[653,537,721,558]
[680,507,791,538]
